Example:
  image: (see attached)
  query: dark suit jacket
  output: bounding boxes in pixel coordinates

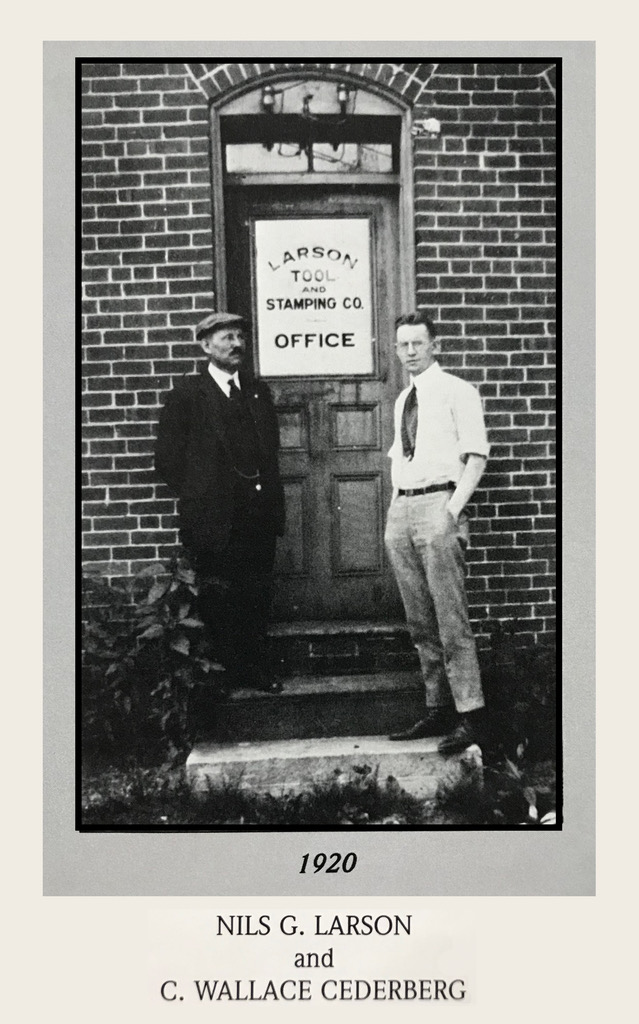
[155,367,285,553]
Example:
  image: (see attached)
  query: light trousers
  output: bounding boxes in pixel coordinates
[384,491,485,714]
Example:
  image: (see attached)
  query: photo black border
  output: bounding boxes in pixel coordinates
[75,54,563,835]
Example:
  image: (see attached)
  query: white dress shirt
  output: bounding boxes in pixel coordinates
[388,361,489,491]
[208,362,240,396]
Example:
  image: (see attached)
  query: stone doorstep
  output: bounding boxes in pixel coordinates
[186,735,483,802]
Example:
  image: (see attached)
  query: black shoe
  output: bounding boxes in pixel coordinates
[438,712,486,755]
[389,709,455,741]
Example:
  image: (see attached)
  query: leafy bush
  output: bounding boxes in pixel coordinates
[436,750,556,826]
[82,558,227,760]
[481,620,556,760]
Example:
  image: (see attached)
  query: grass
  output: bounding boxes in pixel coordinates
[81,761,435,826]
[81,754,556,827]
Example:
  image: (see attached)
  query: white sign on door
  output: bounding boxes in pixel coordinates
[253,218,374,377]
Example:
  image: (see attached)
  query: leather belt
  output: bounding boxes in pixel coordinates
[397,482,455,497]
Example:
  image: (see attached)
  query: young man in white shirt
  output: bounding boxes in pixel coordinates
[385,312,489,754]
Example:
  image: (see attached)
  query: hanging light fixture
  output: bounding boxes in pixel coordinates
[337,83,350,117]
[261,84,275,112]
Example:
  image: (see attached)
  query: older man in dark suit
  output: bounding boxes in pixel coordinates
[155,311,285,693]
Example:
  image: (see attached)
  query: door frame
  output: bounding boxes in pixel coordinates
[225,184,397,381]
[222,185,403,620]
[208,70,416,317]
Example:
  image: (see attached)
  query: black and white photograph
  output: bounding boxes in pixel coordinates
[79,56,559,831]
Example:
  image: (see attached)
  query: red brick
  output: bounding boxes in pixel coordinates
[80,62,557,646]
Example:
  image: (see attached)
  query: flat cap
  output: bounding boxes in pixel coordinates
[195,311,246,339]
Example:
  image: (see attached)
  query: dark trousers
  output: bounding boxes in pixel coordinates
[193,489,277,686]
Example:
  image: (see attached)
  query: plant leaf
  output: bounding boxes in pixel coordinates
[523,786,537,807]
[137,564,164,578]
[171,636,190,656]
[139,623,164,640]
[504,757,521,780]
[147,581,169,604]
[196,658,225,673]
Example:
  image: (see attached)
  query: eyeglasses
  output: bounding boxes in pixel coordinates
[395,340,430,352]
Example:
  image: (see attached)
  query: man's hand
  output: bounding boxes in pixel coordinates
[447,453,487,520]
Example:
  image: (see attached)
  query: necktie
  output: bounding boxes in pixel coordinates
[401,384,418,460]
[228,378,242,402]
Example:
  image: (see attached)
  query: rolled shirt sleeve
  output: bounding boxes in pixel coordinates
[453,376,490,460]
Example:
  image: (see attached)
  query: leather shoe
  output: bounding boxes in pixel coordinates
[438,713,485,755]
[389,710,455,741]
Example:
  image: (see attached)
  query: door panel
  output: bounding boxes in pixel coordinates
[332,475,383,573]
[225,186,403,621]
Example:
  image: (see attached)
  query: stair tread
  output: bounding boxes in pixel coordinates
[189,733,446,762]
[228,670,422,700]
[269,620,409,638]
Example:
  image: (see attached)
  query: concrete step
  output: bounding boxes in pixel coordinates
[186,734,483,801]
[190,670,425,743]
[268,620,419,677]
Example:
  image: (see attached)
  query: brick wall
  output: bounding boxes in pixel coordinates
[81,60,556,641]
[82,62,212,573]
[411,62,556,639]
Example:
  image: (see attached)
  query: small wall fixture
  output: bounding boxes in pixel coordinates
[337,82,350,117]
[411,117,442,138]
[261,84,275,112]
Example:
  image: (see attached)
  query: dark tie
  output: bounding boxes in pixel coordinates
[228,378,242,402]
[401,384,418,460]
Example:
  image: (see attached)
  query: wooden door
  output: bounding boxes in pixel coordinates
[225,185,403,621]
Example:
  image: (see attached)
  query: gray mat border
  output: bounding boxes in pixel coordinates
[44,40,594,895]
